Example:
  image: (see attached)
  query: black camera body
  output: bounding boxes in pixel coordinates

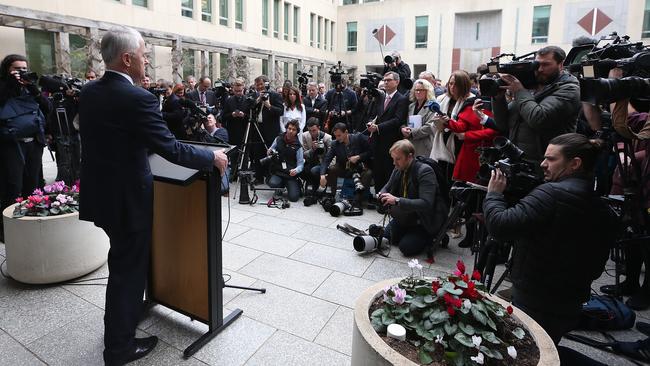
[211,80,231,100]
[353,224,388,253]
[329,61,347,86]
[148,87,167,97]
[360,72,383,98]
[479,56,539,97]
[18,70,39,84]
[297,71,313,85]
[39,75,84,103]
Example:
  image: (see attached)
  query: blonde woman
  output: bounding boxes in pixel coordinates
[401,79,436,157]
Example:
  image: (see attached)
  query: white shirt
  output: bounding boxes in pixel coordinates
[105,69,134,85]
[281,104,306,132]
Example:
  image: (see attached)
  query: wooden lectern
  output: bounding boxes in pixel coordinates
[147,142,244,357]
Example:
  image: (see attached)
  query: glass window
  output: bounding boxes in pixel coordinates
[293,6,299,42]
[262,0,269,35]
[273,0,280,38]
[132,0,148,7]
[219,53,228,79]
[202,0,212,22]
[415,15,428,49]
[364,0,379,2]
[183,49,195,79]
[181,0,193,18]
[283,62,289,80]
[310,13,314,46]
[532,5,551,44]
[330,21,335,51]
[219,0,228,26]
[69,34,87,78]
[346,21,357,52]
[235,0,243,29]
[284,3,289,40]
[24,29,55,75]
[343,0,358,4]
[641,0,650,38]
[324,19,329,50]
[208,52,214,80]
[317,16,322,48]
[262,58,269,76]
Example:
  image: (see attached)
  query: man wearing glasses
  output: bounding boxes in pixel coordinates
[367,71,409,211]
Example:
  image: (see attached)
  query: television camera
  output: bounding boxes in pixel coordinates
[478,52,539,97]
[178,98,224,143]
[329,61,347,88]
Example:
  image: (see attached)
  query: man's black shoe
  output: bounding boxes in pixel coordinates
[600,281,640,297]
[105,336,158,366]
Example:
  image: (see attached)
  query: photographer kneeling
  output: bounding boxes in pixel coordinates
[378,140,447,257]
[266,119,304,202]
[483,133,615,344]
[301,117,332,193]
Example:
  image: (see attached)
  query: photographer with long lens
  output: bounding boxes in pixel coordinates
[383,51,412,95]
[252,75,284,184]
[483,133,614,345]
[0,54,51,241]
[265,119,304,202]
[492,46,581,166]
[319,122,372,200]
[301,117,332,194]
[378,140,447,256]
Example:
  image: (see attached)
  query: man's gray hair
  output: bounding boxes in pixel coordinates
[307,81,318,88]
[101,26,143,65]
[385,71,400,82]
[419,71,434,79]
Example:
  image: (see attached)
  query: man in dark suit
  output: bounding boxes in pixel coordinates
[367,71,409,202]
[221,78,251,147]
[78,27,227,366]
[303,82,327,129]
[251,75,283,182]
[324,80,357,131]
[187,76,217,107]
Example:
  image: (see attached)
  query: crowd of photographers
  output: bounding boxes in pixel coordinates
[2,34,650,361]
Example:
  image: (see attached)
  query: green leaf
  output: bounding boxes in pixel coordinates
[444,322,458,335]
[403,313,414,323]
[416,285,432,296]
[444,352,462,366]
[471,306,488,326]
[480,345,504,360]
[424,320,433,330]
[486,316,497,331]
[416,325,434,340]
[446,287,463,296]
[512,327,526,339]
[436,287,447,297]
[480,331,501,344]
[418,348,434,364]
[411,296,428,308]
[422,308,434,319]
[381,311,394,325]
[458,321,475,335]
[429,310,450,324]
[473,301,486,313]
[454,332,475,347]
[455,280,468,288]
[423,294,436,303]
[423,340,437,352]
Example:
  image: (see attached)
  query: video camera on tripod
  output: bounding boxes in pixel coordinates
[359,72,383,99]
[477,136,542,198]
[38,74,84,101]
[478,52,539,97]
[178,99,224,143]
[329,61,347,88]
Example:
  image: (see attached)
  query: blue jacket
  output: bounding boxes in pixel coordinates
[78,71,214,232]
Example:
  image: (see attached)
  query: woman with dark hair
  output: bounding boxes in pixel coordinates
[0,54,50,241]
[266,119,304,202]
[162,82,186,139]
[281,86,306,132]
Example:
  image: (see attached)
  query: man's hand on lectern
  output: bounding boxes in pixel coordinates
[213,150,228,176]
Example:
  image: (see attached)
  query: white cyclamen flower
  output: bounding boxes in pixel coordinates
[408,259,419,269]
[470,352,484,365]
[434,334,444,344]
[507,346,517,359]
[463,299,472,310]
[471,335,482,348]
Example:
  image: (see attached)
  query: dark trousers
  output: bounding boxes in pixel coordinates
[102,227,151,363]
[0,140,43,209]
[268,175,301,202]
[384,219,432,257]
[53,135,81,185]
[372,150,393,193]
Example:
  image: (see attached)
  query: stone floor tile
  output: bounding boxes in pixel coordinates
[272,206,339,227]
[245,330,350,366]
[290,242,375,277]
[314,306,354,356]
[0,277,96,344]
[144,309,209,350]
[0,242,5,256]
[229,229,306,257]
[362,257,446,282]
[222,242,263,271]
[291,225,356,251]
[222,271,258,305]
[228,281,338,341]
[27,307,105,366]
[238,214,306,236]
[62,263,109,309]
[225,197,285,217]
[221,222,251,242]
[312,272,375,308]
[239,253,332,294]
[0,329,44,366]
[222,208,257,224]
[131,341,209,366]
[327,216,383,231]
[138,304,174,331]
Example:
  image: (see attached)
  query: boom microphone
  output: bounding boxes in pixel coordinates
[425,100,443,115]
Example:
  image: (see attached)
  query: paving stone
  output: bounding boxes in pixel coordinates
[138,304,174,331]
[221,208,257,224]
[312,272,375,308]
[327,216,382,231]
[291,225,356,251]
[222,271,258,305]
[0,329,44,366]
[362,257,446,282]
[144,309,209,350]
[0,242,5,256]
[131,341,209,366]
[239,253,332,294]
[229,229,306,257]
[222,222,251,242]
[227,198,285,217]
[27,307,105,366]
[314,306,354,356]
[239,214,306,236]
[62,263,109,309]
[289,242,374,276]
[0,277,95,344]
[222,242,263,271]
[245,330,350,366]
[229,281,338,341]
[272,206,339,227]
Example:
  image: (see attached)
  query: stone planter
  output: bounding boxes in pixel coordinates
[2,204,109,284]
[351,278,559,366]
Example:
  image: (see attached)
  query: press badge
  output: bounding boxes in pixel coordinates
[282,162,288,170]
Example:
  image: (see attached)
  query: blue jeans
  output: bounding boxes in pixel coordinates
[267,174,301,202]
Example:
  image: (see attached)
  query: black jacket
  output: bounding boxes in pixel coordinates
[320,133,371,175]
[187,89,217,106]
[256,90,284,143]
[483,176,614,309]
[383,62,412,95]
[222,94,252,145]
[304,95,327,123]
[79,71,214,232]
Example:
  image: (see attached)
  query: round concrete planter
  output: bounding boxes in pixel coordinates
[2,204,109,284]
[351,278,559,366]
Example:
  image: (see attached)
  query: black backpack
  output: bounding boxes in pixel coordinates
[413,156,451,209]
[0,95,44,141]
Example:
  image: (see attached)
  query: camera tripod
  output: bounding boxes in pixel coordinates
[49,98,80,185]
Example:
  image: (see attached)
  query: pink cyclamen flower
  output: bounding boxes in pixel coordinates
[33,188,43,196]
[56,194,68,204]
[392,287,406,305]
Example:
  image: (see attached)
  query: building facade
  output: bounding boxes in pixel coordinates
[0,0,649,86]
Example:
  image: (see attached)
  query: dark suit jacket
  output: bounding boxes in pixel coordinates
[374,91,409,148]
[78,71,215,232]
[222,94,252,145]
[320,133,371,175]
[257,90,284,143]
[187,89,217,106]
[304,95,327,122]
